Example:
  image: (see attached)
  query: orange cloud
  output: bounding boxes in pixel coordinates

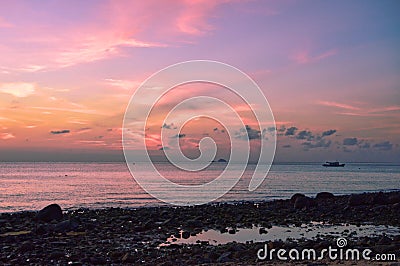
[0,82,36,97]
[0,133,15,140]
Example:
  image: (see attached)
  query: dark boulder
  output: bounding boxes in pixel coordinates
[347,194,367,206]
[316,192,335,200]
[54,219,79,233]
[294,196,316,209]
[387,193,400,204]
[35,204,63,222]
[181,231,190,239]
[372,192,388,205]
[290,193,306,204]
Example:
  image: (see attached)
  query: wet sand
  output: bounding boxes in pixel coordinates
[0,191,399,265]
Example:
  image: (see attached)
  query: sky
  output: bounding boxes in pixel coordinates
[0,0,399,162]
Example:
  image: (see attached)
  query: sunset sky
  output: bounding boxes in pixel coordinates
[0,0,399,162]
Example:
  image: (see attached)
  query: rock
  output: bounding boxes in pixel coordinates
[49,251,65,259]
[259,227,268,234]
[294,196,315,209]
[316,192,335,200]
[54,219,79,233]
[217,252,232,263]
[19,241,33,252]
[347,194,367,206]
[392,203,400,211]
[121,252,135,263]
[372,192,388,205]
[290,193,306,204]
[186,219,203,228]
[387,193,400,204]
[181,231,190,239]
[35,204,63,222]
[378,235,392,245]
[35,224,51,235]
[90,256,107,264]
[109,251,124,260]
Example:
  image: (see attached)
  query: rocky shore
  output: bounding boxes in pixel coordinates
[1,191,399,265]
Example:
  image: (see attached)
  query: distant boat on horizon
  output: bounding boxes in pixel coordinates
[211,158,228,163]
[323,161,345,167]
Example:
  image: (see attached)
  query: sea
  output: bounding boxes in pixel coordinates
[0,162,399,213]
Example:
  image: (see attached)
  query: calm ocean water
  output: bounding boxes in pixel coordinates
[0,162,399,213]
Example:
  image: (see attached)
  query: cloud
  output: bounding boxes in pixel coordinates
[342,147,353,153]
[373,141,393,151]
[321,129,337,137]
[56,38,164,68]
[343,137,358,146]
[0,1,227,71]
[32,106,107,116]
[175,1,221,35]
[172,133,186,138]
[0,83,35,97]
[105,79,140,90]
[359,142,370,149]
[302,139,331,150]
[317,101,360,111]
[317,101,399,118]
[0,17,13,28]
[292,49,337,64]
[76,128,92,134]
[296,130,313,140]
[236,125,261,140]
[285,126,298,136]
[162,123,177,130]
[50,130,70,135]
[0,133,15,140]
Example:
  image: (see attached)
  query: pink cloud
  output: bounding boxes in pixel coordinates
[317,101,360,111]
[0,1,227,71]
[319,101,400,118]
[292,49,338,64]
[176,0,221,35]
[0,17,13,28]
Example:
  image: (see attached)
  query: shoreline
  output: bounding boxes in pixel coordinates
[1,191,399,265]
[2,188,400,215]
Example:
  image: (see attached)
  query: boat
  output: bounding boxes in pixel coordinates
[322,161,345,167]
